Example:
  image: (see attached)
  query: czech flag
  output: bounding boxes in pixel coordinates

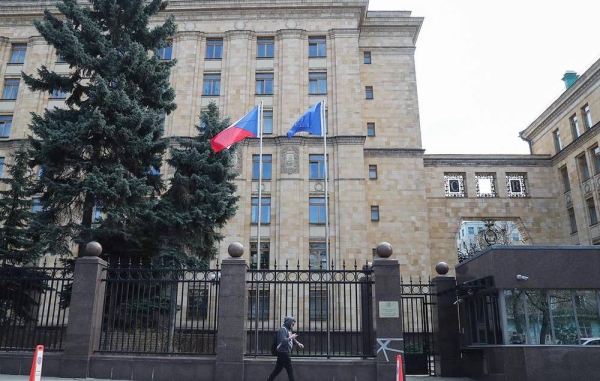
[210,106,260,153]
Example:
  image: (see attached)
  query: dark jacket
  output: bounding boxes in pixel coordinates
[276,316,296,354]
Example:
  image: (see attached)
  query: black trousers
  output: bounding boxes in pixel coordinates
[267,352,296,381]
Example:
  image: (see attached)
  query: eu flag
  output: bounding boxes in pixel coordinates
[286,102,323,138]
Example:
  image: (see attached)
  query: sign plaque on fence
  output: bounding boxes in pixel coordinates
[378,301,399,318]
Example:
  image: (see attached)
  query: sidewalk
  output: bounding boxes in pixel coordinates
[0,376,475,381]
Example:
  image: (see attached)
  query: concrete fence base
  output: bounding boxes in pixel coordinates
[0,353,379,381]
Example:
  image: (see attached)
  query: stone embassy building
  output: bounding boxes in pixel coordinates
[0,0,598,277]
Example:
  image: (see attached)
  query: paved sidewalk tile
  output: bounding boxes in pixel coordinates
[0,375,474,381]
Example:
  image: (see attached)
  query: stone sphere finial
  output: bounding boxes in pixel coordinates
[376,242,393,259]
[435,262,449,275]
[228,242,244,258]
[85,241,102,257]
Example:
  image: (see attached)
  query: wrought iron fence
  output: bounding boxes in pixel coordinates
[0,257,72,352]
[245,260,374,358]
[98,261,220,355]
[400,276,436,375]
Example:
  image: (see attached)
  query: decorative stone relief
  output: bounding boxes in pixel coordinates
[231,149,242,175]
[286,20,297,29]
[281,146,299,174]
[234,20,246,30]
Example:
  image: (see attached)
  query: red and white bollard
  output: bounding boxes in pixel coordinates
[29,345,44,381]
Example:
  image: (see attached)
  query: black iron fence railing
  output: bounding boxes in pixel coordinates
[0,258,72,352]
[400,276,436,376]
[245,260,374,358]
[98,263,220,355]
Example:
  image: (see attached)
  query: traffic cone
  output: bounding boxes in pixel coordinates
[396,354,404,381]
[29,345,44,381]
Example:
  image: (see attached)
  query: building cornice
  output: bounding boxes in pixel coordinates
[364,148,424,158]
[243,135,365,147]
[550,121,600,166]
[520,58,600,140]
[423,155,552,168]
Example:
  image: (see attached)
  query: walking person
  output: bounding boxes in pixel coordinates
[268,316,304,381]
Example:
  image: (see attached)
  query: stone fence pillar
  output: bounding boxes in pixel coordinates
[61,242,107,378]
[215,242,248,381]
[431,262,461,377]
[373,242,404,381]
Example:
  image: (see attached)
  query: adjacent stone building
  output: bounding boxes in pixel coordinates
[0,0,598,277]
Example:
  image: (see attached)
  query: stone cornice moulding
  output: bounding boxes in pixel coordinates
[521,60,600,140]
[358,47,416,55]
[423,155,552,168]
[167,9,361,23]
[28,36,47,46]
[243,135,365,148]
[276,29,306,39]
[359,27,419,38]
[225,30,253,40]
[364,148,424,158]
[175,31,204,42]
[550,122,600,166]
[328,29,361,38]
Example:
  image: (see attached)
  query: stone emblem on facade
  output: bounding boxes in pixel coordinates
[281,146,299,174]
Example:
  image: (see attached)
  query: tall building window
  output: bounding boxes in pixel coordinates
[592,147,600,175]
[560,166,570,193]
[251,197,271,224]
[252,154,272,180]
[187,288,208,319]
[3,79,20,100]
[309,242,327,269]
[257,38,274,58]
[577,154,590,181]
[309,197,326,224]
[0,157,3,178]
[444,173,465,197]
[50,88,67,99]
[250,241,270,270]
[248,290,270,319]
[309,73,327,95]
[570,114,581,139]
[553,129,562,152]
[255,72,274,95]
[371,205,380,221]
[156,43,172,60]
[369,164,377,179]
[308,37,326,58]
[309,154,326,179]
[367,122,376,137]
[582,104,593,129]
[0,116,12,138]
[568,208,577,234]
[263,109,273,134]
[365,86,374,99]
[9,44,26,64]
[587,198,598,226]
[363,51,371,64]
[205,39,223,59]
[202,73,221,96]
[56,53,66,63]
[309,286,328,321]
[506,173,528,197]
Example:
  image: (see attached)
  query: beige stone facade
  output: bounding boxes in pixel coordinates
[0,0,597,278]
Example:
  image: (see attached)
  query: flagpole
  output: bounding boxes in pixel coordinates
[321,99,331,357]
[255,101,264,356]
[322,100,329,268]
